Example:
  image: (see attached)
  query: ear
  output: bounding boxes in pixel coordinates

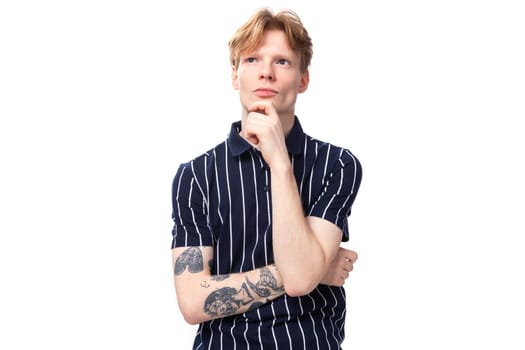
[231,66,239,90]
[298,70,309,93]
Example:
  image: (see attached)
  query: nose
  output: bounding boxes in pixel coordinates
[259,62,274,81]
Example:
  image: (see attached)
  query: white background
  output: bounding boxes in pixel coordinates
[1,0,524,349]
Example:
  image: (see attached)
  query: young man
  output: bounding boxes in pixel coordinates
[171,8,362,349]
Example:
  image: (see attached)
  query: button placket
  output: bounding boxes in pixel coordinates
[261,157,270,191]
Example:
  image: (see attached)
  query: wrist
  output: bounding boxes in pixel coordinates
[268,157,292,174]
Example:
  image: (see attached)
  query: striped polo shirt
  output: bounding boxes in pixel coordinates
[171,117,362,350]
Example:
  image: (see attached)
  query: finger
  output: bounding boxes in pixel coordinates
[337,273,349,285]
[343,259,352,270]
[248,101,277,117]
[343,263,353,272]
[345,251,358,263]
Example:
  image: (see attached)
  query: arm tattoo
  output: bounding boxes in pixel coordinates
[204,283,254,317]
[174,247,203,275]
[246,267,284,297]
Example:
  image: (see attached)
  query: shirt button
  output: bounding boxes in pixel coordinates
[263,185,270,192]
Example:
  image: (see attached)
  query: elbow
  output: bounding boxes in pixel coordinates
[182,315,201,326]
[280,266,325,297]
[178,300,205,325]
[180,308,204,326]
[283,278,318,297]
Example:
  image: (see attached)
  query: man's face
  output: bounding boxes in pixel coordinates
[232,30,309,120]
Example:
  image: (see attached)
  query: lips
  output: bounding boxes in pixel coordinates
[254,88,278,98]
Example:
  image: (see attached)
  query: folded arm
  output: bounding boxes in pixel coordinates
[172,246,285,325]
[271,164,343,296]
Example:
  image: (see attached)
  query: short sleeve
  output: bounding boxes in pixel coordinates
[307,150,362,241]
[171,162,214,248]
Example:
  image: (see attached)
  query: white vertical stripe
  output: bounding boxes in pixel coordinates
[213,149,224,225]
[263,168,271,266]
[333,287,346,341]
[283,297,297,350]
[307,142,318,206]
[204,156,210,226]
[270,304,278,348]
[188,178,203,246]
[208,319,216,350]
[327,287,340,345]
[174,166,188,246]
[322,144,331,181]
[190,159,207,208]
[307,294,321,349]
[257,309,263,348]
[319,144,334,220]
[243,317,249,349]
[297,297,307,350]
[335,151,359,222]
[238,157,247,272]
[316,289,331,350]
[299,135,308,196]
[224,142,233,270]
[213,149,222,271]
[321,167,344,220]
[219,319,224,350]
[230,316,237,349]
[250,154,259,269]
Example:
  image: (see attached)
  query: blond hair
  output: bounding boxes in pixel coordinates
[228,8,313,73]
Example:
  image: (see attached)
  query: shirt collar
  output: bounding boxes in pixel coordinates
[228,116,305,157]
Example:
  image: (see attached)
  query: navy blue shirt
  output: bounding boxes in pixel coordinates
[172,117,362,349]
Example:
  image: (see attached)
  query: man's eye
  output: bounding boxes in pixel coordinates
[246,57,257,63]
[277,59,289,65]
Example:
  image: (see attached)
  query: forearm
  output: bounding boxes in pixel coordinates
[173,248,284,325]
[270,163,334,296]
